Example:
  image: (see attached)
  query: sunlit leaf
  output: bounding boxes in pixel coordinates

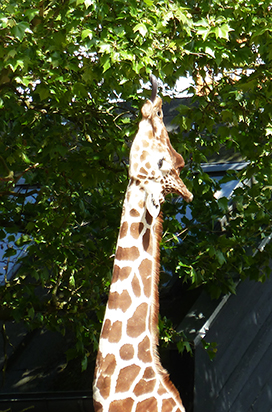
[133,23,148,37]
[11,21,32,41]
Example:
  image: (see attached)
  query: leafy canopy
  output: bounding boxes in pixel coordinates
[0,0,271,367]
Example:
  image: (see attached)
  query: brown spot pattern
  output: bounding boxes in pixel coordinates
[140,150,148,162]
[116,364,141,392]
[108,321,122,343]
[162,398,176,411]
[139,166,147,175]
[146,161,151,168]
[135,397,158,412]
[119,343,134,360]
[130,208,140,217]
[101,318,111,340]
[96,353,116,399]
[147,130,153,139]
[131,274,141,297]
[145,210,153,225]
[119,221,128,239]
[115,246,140,261]
[158,383,167,395]
[111,265,119,284]
[130,222,144,239]
[133,378,156,396]
[101,320,122,343]
[108,290,132,313]
[138,335,152,363]
[94,350,102,375]
[109,398,134,412]
[112,265,132,283]
[143,228,153,255]
[93,400,102,412]
[96,375,111,399]
[143,366,155,379]
[119,266,132,280]
[138,259,152,298]
[127,303,148,337]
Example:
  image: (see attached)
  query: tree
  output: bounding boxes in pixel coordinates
[0,0,271,370]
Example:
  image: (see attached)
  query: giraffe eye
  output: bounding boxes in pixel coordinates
[157,110,161,117]
[158,158,164,169]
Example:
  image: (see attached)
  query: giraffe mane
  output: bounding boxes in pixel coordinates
[151,211,182,402]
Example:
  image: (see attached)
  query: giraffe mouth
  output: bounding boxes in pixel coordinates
[171,173,193,203]
[177,185,193,203]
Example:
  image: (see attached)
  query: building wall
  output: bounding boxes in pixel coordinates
[194,274,272,412]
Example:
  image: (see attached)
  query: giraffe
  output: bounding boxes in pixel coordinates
[93,75,193,412]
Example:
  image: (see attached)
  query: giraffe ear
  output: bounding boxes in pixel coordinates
[146,192,161,218]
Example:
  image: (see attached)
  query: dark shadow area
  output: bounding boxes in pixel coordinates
[160,346,195,412]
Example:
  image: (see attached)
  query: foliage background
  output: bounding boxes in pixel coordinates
[0,0,271,370]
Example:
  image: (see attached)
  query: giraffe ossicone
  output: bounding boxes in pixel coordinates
[93,76,193,412]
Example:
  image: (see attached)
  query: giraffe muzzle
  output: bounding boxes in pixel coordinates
[178,182,194,203]
[170,171,193,203]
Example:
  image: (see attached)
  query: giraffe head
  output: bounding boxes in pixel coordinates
[129,75,193,218]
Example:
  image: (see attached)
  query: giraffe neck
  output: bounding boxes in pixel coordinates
[107,180,161,363]
[93,182,185,412]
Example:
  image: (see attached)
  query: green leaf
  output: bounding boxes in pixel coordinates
[197,26,211,41]
[4,247,17,258]
[265,127,272,136]
[81,354,88,371]
[143,0,153,5]
[84,0,94,7]
[0,229,6,240]
[82,68,93,82]
[217,197,229,213]
[202,339,218,361]
[102,56,111,73]
[133,23,148,38]
[0,16,9,29]
[81,29,93,40]
[37,85,50,101]
[99,42,112,54]
[12,21,32,41]
[28,307,35,320]
[175,8,189,25]
[215,250,226,266]
[21,152,31,164]
[16,234,31,246]
[69,273,76,288]
[25,9,39,22]
[218,23,234,40]
[8,59,25,72]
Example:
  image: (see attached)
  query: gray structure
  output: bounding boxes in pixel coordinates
[177,269,272,411]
